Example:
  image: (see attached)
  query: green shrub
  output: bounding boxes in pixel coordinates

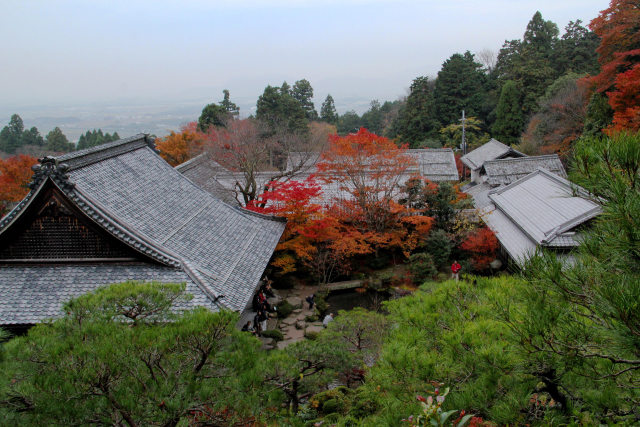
[408,252,437,284]
[277,300,294,319]
[314,291,328,316]
[313,387,351,415]
[423,229,452,268]
[304,330,319,340]
[261,329,284,341]
[360,276,536,424]
[347,389,381,419]
[305,314,318,322]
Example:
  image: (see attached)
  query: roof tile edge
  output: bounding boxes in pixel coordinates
[56,134,153,171]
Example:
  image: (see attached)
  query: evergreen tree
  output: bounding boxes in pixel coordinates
[554,20,600,76]
[292,79,318,121]
[394,76,440,147]
[583,92,614,136]
[361,100,383,135]
[492,80,524,144]
[320,94,338,124]
[433,52,487,128]
[0,114,25,153]
[77,129,120,149]
[198,103,229,131]
[0,282,262,425]
[508,133,640,422]
[522,11,559,55]
[219,89,239,117]
[280,81,291,95]
[21,126,44,146]
[494,12,560,119]
[336,110,362,135]
[256,84,308,134]
[45,127,73,152]
[199,90,240,132]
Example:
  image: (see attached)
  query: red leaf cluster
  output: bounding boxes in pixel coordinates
[0,154,37,216]
[460,227,499,270]
[584,0,640,133]
[155,122,206,166]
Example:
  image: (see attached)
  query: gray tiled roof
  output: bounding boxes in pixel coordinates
[63,137,285,312]
[0,134,286,324]
[176,154,282,206]
[481,168,601,265]
[0,264,216,325]
[460,139,524,170]
[462,182,493,208]
[177,147,458,211]
[405,148,459,181]
[482,154,566,186]
[286,149,458,182]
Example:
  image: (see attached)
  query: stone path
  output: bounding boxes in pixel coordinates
[261,281,325,350]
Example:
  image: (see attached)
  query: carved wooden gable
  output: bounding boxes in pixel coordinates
[0,184,142,262]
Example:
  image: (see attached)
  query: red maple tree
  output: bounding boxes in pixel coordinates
[585,0,640,133]
[0,154,37,216]
[317,128,433,256]
[156,122,206,167]
[460,227,499,271]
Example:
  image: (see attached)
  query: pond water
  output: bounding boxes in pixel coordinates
[325,288,390,313]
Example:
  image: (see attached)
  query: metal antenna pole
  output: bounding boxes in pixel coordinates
[460,110,467,180]
[461,109,466,155]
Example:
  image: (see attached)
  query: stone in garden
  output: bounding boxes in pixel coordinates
[287,296,302,308]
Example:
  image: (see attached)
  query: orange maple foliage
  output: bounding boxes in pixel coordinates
[460,227,499,271]
[318,128,433,256]
[247,176,362,280]
[586,0,640,133]
[156,122,206,166]
[0,154,37,216]
[317,128,416,231]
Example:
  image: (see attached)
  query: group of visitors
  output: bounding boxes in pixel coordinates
[243,281,277,336]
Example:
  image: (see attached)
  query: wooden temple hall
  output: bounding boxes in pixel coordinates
[0,135,286,333]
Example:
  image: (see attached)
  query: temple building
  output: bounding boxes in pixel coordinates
[0,135,285,332]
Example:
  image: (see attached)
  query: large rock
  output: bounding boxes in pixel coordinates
[295,320,305,330]
[287,296,303,309]
[305,324,324,335]
[277,340,293,350]
[260,337,275,351]
[280,317,297,326]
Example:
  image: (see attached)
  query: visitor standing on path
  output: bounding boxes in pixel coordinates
[323,312,334,328]
[451,260,462,281]
[305,294,315,310]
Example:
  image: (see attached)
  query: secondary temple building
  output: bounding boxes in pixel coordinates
[0,135,285,331]
[177,148,459,206]
[461,139,601,266]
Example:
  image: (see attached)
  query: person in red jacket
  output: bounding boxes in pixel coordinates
[451,260,462,281]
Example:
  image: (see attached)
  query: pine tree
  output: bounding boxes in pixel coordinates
[433,52,487,128]
[0,114,25,153]
[45,127,73,152]
[492,80,524,144]
[583,92,613,136]
[292,79,318,121]
[320,94,338,124]
[394,76,440,147]
[219,89,239,117]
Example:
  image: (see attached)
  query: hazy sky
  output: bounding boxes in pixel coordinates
[1,0,607,115]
